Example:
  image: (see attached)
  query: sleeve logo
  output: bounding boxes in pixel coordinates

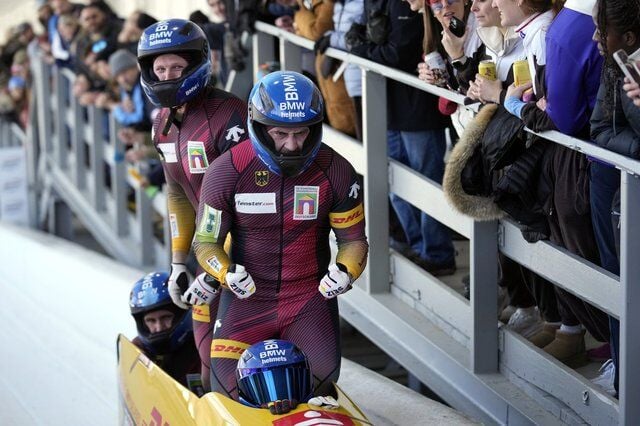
[195,204,222,242]
[329,203,364,228]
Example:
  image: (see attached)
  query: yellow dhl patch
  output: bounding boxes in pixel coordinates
[329,204,364,228]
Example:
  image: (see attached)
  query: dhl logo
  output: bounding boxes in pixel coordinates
[211,339,250,359]
[329,204,364,229]
[192,305,210,323]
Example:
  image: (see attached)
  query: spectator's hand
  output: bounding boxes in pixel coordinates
[78,91,99,106]
[118,127,144,145]
[121,97,134,113]
[275,15,295,33]
[472,75,502,104]
[314,35,331,54]
[344,23,366,51]
[318,264,352,299]
[506,81,533,101]
[94,92,113,110]
[536,96,547,111]
[182,272,220,305]
[418,62,444,86]
[125,148,146,163]
[168,263,191,309]
[73,75,90,97]
[623,76,640,107]
[225,264,256,299]
[441,24,466,62]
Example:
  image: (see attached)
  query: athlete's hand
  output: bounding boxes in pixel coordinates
[168,263,191,309]
[225,264,256,299]
[267,399,296,415]
[182,272,220,305]
[318,264,352,299]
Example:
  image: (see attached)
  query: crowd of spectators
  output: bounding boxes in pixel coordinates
[2,0,640,405]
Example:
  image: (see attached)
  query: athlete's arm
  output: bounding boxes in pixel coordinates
[192,159,234,283]
[166,178,196,263]
[329,166,369,280]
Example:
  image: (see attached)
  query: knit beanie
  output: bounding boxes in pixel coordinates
[109,49,138,77]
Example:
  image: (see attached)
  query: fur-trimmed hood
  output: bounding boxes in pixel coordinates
[443,104,505,221]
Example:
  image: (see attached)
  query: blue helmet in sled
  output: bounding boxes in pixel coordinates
[237,339,313,408]
[248,71,324,177]
[137,19,211,108]
[129,272,192,355]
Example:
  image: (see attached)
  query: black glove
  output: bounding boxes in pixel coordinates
[344,23,367,51]
[267,399,297,415]
[314,35,331,54]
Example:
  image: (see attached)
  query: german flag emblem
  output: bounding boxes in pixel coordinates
[255,170,269,187]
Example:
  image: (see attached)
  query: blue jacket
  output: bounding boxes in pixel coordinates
[329,0,365,97]
[545,4,602,136]
[113,82,153,130]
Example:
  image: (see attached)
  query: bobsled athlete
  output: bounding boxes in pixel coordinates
[137,18,248,387]
[188,71,369,409]
[129,272,203,395]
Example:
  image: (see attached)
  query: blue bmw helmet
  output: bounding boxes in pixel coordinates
[129,272,192,355]
[248,71,324,177]
[137,19,211,108]
[237,339,314,408]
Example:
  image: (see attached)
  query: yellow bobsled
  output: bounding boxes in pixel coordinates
[116,334,372,425]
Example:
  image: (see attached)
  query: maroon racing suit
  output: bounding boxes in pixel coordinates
[152,85,248,387]
[193,140,369,399]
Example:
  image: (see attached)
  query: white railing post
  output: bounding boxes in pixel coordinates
[471,220,498,373]
[362,70,389,294]
[619,171,640,425]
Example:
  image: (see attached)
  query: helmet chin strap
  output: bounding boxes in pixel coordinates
[161,107,179,136]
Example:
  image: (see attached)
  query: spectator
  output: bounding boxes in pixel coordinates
[97,49,153,131]
[349,0,456,276]
[590,0,640,397]
[118,11,157,54]
[48,0,83,68]
[7,76,28,129]
[497,0,610,369]
[312,0,361,137]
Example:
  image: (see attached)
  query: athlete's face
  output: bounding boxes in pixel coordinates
[152,54,188,81]
[267,126,310,154]
[143,309,175,334]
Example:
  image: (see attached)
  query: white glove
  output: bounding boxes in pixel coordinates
[182,272,220,305]
[168,263,191,309]
[318,264,352,299]
[225,264,256,299]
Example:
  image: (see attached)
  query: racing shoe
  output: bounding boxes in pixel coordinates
[506,307,543,339]
[591,359,616,397]
[543,329,588,369]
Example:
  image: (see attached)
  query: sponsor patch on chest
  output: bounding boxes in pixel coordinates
[235,193,277,214]
[187,141,209,173]
[157,143,177,163]
[293,186,319,220]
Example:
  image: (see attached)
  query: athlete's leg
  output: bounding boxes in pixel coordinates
[280,294,341,397]
[210,291,277,399]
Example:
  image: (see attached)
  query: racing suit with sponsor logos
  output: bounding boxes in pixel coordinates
[152,85,248,385]
[193,140,369,399]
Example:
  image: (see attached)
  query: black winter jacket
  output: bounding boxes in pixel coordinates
[350,0,449,131]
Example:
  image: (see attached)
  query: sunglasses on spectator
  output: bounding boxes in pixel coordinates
[429,0,460,14]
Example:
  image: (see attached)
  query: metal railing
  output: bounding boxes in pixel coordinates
[26,59,170,269]
[4,22,637,424]
[252,21,639,425]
